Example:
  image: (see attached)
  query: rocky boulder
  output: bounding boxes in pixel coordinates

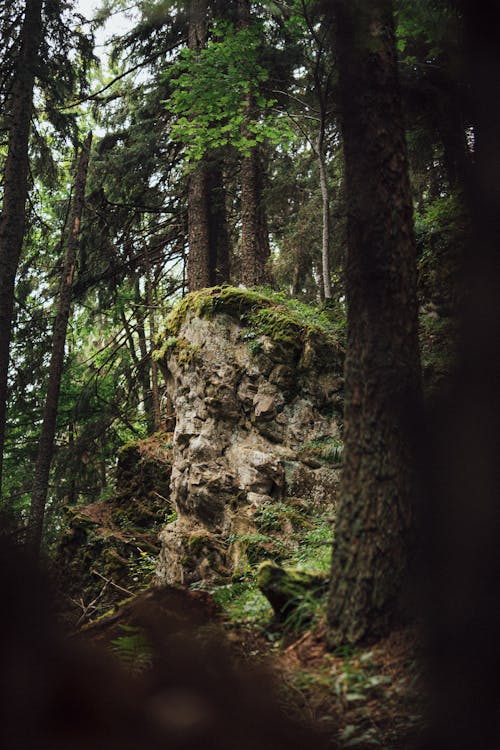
[154,287,344,586]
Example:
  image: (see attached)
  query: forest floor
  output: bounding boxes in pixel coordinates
[81,585,425,749]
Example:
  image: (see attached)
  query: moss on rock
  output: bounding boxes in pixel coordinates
[257,561,328,621]
[157,286,343,361]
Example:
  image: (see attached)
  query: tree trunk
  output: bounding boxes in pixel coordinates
[145,256,161,432]
[207,157,231,284]
[0,0,43,497]
[134,280,153,429]
[420,6,500,745]
[317,123,332,299]
[26,132,92,555]
[238,0,271,287]
[326,0,422,646]
[187,0,211,291]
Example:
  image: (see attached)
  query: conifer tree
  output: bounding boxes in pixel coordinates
[326,0,422,646]
[0,0,43,497]
[27,133,92,554]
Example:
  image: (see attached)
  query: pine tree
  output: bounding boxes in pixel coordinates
[0,0,43,497]
[27,133,92,554]
[326,0,422,646]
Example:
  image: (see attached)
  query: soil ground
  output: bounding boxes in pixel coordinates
[81,586,425,749]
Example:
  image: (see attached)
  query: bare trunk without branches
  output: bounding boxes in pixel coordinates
[27,133,93,555]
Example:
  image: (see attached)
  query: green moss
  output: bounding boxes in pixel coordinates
[152,335,178,361]
[154,335,199,367]
[157,286,342,358]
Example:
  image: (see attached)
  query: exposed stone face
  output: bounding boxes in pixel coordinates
[156,307,343,586]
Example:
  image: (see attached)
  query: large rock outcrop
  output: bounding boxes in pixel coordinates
[155,288,344,586]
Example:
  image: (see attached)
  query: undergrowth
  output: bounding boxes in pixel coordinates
[212,510,333,636]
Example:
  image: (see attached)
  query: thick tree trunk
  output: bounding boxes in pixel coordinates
[0,0,43,497]
[207,158,231,284]
[420,6,500,745]
[26,133,92,554]
[187,0,211,291]
[187,165,211,290]
[326,0,422,646]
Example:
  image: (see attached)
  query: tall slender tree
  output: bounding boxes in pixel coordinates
[238,0,271,287]
[326,0,422,646]
[27,133,92,555]
[0,0,43,497]
[187,0,212,291]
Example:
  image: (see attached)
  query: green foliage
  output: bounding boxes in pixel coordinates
[292,519,333,576]
[257,561,328,633]
[165,21,293,161]
[213,504,333,633]
[280,586,327,634]
[111,624,152,672]
[212,578,273,628]
[299,436,343,466]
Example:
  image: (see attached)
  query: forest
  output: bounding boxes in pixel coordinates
[0,0,499,748]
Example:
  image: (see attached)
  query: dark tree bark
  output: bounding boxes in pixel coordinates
[419,4,500,745]
[238,0,271,287]
[0,0,43,497]
[187,0,211,291]
[326,0,422,646]
[207,157,231,284]
[27,133,92,555]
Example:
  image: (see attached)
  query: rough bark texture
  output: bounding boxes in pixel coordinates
[327,0,422,646]
[27,133,92,554]
[187,0,211,291]
[207,159,231,284]
[421,5,500,746]
[238,0,271,287]
[0,0,43,496]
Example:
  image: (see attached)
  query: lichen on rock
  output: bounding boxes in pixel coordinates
[155,287,344,586]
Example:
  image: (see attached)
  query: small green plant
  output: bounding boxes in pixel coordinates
[127,549,157,589]
[280,586,328,634]
[212,579,273,628]
[111,624,152,673]
[228,530,287,565]
[291,518,333,575]
[299,436,343,466]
